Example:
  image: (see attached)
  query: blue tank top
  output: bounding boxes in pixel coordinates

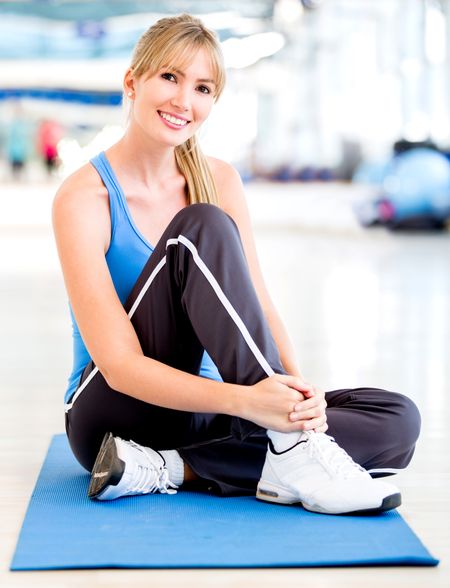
[64,151,222,404]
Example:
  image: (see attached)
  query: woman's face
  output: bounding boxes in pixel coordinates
[128,47,217,147]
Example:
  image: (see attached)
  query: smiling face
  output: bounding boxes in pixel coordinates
[125,48,217,148]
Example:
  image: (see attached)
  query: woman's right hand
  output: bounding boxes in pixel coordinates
[240,374,314,433]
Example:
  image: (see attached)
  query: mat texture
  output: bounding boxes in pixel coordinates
[11,434,439,570]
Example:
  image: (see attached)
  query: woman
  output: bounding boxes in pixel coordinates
[53,14,420,515]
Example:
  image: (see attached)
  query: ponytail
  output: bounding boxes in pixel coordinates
[175,135,219,205]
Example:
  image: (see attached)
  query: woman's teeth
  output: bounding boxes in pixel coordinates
[159,111,188,126]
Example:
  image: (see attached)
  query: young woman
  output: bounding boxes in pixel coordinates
[53,14,421,515]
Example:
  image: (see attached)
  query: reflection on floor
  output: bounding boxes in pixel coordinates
[1,181,449,586]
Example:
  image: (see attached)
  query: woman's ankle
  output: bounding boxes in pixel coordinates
[183,462,199,483]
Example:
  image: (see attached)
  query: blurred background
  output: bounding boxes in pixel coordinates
[1,1,450,582]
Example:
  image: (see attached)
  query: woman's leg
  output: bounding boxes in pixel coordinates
[66,203,284,471]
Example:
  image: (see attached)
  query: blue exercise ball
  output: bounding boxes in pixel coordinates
[382,148,450,220]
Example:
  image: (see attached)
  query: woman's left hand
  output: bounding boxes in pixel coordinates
[288,384,328,434]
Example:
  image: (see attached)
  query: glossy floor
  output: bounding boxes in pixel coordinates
[1,181,449,587]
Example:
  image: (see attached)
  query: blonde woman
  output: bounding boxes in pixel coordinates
[53,14,420,515]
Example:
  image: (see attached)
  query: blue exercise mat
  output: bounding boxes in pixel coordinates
[11,434,439,570]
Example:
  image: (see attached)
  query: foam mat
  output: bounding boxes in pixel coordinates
[11,434,439,570]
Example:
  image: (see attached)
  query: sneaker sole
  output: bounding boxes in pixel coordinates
[256,483,402,515]
[87,432,124,499]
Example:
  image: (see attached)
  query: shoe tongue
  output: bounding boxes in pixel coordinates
[310,433,363,478]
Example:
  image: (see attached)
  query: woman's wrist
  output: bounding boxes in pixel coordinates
[281,361,303,379]
[222,382,249,419]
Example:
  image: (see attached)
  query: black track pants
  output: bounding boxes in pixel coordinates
[65,204,421,496]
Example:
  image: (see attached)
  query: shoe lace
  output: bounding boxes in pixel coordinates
[306,432,367,479]
[127,440,179,495]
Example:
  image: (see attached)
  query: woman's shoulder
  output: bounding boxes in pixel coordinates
[53,160,108,211]
[52,160,111,250]
[206,155,241,184]
[206,155,245,209]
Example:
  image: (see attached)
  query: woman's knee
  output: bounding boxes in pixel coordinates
[381,391,421,459]
[175,203,237,234]
[361,390,421,471]
[394,392,421,447]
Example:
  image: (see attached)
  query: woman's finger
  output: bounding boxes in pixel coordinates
[289,404,326,422]
[293,396,326,413]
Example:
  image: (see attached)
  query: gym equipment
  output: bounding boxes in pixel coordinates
[383,148,450,222]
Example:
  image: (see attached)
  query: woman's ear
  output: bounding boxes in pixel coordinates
[123,68,135,99]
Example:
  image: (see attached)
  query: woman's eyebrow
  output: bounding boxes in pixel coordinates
[172,68,216,86]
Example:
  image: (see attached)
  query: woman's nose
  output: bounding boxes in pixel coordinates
[170,87,190,112]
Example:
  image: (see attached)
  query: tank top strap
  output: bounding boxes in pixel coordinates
[89,151,129,227]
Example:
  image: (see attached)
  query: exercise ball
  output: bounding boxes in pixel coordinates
[382,148,450,220]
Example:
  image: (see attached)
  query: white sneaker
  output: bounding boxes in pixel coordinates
[88,432,179,500]
[256,431,401,515]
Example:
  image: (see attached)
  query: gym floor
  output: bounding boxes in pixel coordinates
[1,180,449,587]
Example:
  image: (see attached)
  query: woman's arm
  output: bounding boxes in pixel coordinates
[52,168,310,433]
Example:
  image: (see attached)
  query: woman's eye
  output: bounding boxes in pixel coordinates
[198,85,211,94]
[161,72,176,82]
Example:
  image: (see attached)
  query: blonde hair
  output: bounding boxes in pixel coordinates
[129,13,226,205]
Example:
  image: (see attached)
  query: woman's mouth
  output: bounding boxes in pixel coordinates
[157,110,190,129]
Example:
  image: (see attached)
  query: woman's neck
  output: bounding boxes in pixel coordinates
[107,128,181,187]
